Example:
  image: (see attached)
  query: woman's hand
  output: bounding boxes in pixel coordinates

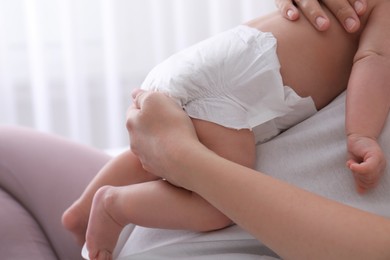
[347,134,386,194]
[275,0,367,32]
[126,89,199,184]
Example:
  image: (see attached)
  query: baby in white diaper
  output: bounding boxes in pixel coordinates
[141,25,317,144]
[63,3,390,258]
[77,26,317,260]
[70,25,311,259]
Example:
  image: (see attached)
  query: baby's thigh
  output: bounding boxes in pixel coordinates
[191,118,256,168]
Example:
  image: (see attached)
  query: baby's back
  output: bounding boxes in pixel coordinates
[246,0,386,110]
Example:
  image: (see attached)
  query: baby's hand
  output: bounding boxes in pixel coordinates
[347,134,386,194]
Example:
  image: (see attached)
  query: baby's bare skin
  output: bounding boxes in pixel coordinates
[249,15,355,110]
[247,2,378,110]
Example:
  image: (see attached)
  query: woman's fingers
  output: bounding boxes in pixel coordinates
[276,0,331,30]
[322,0,366,32]
[275,0,300,21]
[275,0,367,32]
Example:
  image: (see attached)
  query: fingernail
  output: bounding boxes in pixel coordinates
[287,9,294,19]
[345,17,357,31]
[315,16,327,29]
[354,1,364,13]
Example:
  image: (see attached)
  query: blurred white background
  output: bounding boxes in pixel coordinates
[0,0,276,149]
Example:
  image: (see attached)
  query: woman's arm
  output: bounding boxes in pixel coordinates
[275,0,367,32]
[180,145,390,260]
[127,90,390,260]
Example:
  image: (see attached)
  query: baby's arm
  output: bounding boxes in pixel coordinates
[345,2,390,193]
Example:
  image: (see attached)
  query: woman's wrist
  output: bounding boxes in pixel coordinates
[165,140,214,189]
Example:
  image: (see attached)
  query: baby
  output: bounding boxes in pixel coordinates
[63,1,390,259]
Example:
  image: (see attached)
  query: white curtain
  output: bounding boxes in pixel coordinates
[0,0,276,149]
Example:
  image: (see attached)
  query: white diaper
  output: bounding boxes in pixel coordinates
[141,25,317,143]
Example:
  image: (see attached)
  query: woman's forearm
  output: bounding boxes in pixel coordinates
[127,90,390,259]
[178,145,390,260]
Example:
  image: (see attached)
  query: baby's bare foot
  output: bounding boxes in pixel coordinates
[86,186,124,260]
[62,200,90,245]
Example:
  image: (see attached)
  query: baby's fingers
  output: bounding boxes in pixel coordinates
[353,171,379,194]
[348,160,383,194]
[348,159,374,175]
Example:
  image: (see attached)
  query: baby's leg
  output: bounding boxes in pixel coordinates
[86,120,255,258]
[62,150,159,245]
[86,180,232,259]
[191,118,256,169]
